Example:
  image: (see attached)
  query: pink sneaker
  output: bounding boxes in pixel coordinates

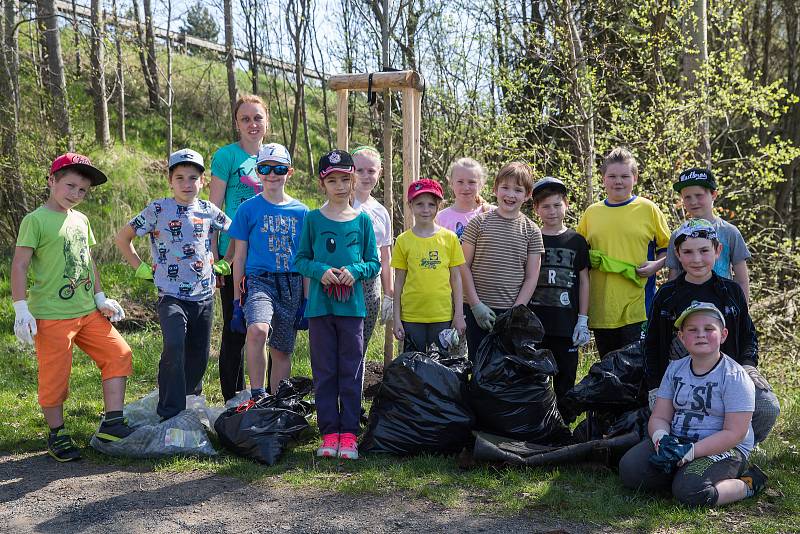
[316,433,339,457]
[338,433,359,460]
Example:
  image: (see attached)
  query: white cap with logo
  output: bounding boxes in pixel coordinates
[168,148,205,172]
[257,143,292,165]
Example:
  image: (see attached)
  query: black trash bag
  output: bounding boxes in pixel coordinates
[472,430,640,467]
[606,406,651,439]
[468,306,572,445]
[559,341,646,424]
[214,377,314,465]
[360,350,474,456]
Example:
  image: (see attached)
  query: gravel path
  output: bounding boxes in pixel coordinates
[0,452,600,534]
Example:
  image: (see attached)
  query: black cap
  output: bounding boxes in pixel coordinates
[318,149,355,178]
[532,176,568,197]
[674,168,717,192]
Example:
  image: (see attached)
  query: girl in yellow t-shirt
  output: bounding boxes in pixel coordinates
[391,179,466,353]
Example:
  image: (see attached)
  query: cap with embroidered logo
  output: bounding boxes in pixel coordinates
[168,148,205,172]
[318,149,355,178]
[673,167,717,192]
[257,143,292,165]
[49,153,108,186]
[407,179,444,201]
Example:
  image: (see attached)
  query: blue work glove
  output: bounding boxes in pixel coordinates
[294,298,308,330]
[231,300,247,334]
[659,435,695,466]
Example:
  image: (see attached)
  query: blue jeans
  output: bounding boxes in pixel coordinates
[157,296,214,419]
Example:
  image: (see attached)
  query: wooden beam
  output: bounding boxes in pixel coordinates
[328,71,424,92]
[336,90,349,150]
[413,89,422,181]
[402,87,418,229]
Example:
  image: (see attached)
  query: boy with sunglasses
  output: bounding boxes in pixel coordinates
[229,143,309,398]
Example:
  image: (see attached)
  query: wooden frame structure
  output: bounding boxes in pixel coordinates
[328,70,423,228]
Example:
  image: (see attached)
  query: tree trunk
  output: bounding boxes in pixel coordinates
[285,0,308,156]
[71,0,80,77]
[90,0,111,148]
[37,0,73,151]
[0,0,27,242]
[131,0,157,109]
[224,0,237,137]
[111,0,125,144]
[684,0,711,167]
[143,0,161,110]
[557,0,595,207]
[165,0,173,157]
[776,0,799,234]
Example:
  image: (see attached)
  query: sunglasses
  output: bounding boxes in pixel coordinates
[256,164,290,176]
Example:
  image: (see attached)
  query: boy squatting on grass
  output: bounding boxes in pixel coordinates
[644,219,780,445]
[11,153,134,462]
[666,168,751,302]
[115,149,231,421]
[229,143,309,398]
[577,147,671,358]
[461,161,544,362]
[620,301,766,507]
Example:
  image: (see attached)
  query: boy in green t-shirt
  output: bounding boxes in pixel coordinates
[11,153,134,462]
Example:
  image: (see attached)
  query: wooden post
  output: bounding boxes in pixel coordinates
[402,87,417,228]
[336,89,349,149]
[413,88,422,181]
[382,89,394,364]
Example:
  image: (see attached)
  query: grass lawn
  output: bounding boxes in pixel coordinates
[1,261,798,533]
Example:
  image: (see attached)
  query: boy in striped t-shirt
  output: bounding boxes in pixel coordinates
[461,162,544,361]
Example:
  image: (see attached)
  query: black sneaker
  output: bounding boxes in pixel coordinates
[95,417,135,443]
[47,429,82,462]
[740,464,768,496]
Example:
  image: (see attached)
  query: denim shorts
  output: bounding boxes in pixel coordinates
[244,272,303,353]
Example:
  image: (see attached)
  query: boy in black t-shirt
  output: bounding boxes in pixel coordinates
[529,177,591,401]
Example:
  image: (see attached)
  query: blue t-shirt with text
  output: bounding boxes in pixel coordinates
[228,195,309,274]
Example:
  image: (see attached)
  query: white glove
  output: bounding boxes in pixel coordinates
[470,302,496,331]
[380,295,394,324]
[13,300,37,346]
[572,314,590,346]
[651,428,668,453]
[677,443,695,466]
[94,292,125,322]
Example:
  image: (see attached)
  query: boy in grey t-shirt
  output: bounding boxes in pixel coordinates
[666,167,751,301]
[620,302,767,507]
[116,149,231,421]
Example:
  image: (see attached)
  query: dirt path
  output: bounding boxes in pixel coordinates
[0,453,599,533]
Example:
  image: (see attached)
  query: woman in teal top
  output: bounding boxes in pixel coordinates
[294,150,380,461]
[209,94,269,401]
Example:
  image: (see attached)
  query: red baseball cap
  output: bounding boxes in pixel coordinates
[407,179,444,201]
[49,153,108,186]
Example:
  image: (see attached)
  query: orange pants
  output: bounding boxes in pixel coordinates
[34,310,133,408]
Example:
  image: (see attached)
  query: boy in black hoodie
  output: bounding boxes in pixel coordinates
[644,219,778,444]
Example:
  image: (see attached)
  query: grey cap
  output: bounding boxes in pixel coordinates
[532,176,567,197]
[257,143,292,165]
[169,148,205,172]
[674,301,726,328]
